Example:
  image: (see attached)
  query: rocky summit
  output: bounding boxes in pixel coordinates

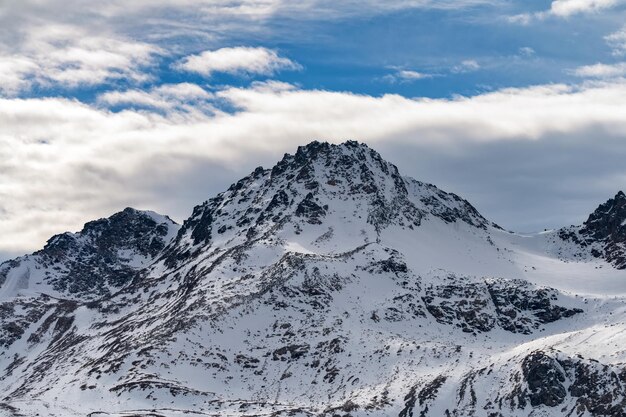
[1,141,626,417]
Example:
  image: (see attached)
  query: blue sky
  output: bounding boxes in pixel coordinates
[12,2,626,100]
[1,0,626,260]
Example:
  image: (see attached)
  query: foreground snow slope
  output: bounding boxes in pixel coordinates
[0,141,625,417]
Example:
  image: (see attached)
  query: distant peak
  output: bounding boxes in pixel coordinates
[83,207,158,232]
[42,207,178,253]
[587,191,626,221]
[580,190,626,248]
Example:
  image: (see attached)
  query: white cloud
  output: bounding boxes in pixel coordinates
[271,0,501,18]
[383,70,435,83]
[99,83,213,112]
[508,0,625,23]
[506,13,534,24]
[0,57,39,95]
[397,70,433,80]
[452,60,481,73]
[518,47,536,57]
[606,27,626,56]
[550,0,622,16]
[0,24,160,95]
[0,2,287,95]
[2,80,626,255]
[572,62,626,78]
[80,0,500,19]
[175,46,300,77]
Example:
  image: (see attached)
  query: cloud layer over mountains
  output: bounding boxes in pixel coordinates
[0,0,625,258]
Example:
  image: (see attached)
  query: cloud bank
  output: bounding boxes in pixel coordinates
[0,24,160,95]
[1,79,626,256]
[606,26,626,55]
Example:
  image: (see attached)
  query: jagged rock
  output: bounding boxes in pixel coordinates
[422,276,582,334]
[295,192,327,224]
[557,191,626,269]
[522,351,567,407]
[580,191,626,269]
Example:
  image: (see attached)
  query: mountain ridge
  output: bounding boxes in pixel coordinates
[0,207,179,302]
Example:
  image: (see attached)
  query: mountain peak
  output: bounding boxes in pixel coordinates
[167,140,495,268]
[583,191,626,233]
[575,190,626,269]
[292,140,368,160]
[170,139,420,261]
[44,207,177,253]
[271,140,385,179]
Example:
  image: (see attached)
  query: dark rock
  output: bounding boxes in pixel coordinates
[295,193,326,224]
[423,277,582,334]
[272,344,310,361]
[560,191,626,269]
[522,351,567,407]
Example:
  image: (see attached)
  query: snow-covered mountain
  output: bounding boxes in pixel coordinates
[1,141,625,417]
[0,207,179,301]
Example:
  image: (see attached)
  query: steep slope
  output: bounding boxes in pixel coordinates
[555,191,626,269]
[0,141,624,417]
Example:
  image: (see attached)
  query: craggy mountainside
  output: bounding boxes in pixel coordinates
[558,191,626,269]
[0,141,625,417]
[0,208,179,301]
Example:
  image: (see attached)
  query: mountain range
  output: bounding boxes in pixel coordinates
[1,141,626,417]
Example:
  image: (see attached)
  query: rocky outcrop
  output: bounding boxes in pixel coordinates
[522,351,567,407]
[422,276,583,334]
[580,191,626,269]
[558,191,626,269]
[515,350,626,416]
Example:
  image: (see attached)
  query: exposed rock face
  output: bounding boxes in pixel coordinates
[522,351,567,407]
[409,179,495,230]
[423,276,582,334]
[558,191,626,269]
[512,350,626,415]
[0,141,624,417]
[582,191,626,240]
[580,191,626,269]
[165,141,491,268]
[0,296,51,348]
